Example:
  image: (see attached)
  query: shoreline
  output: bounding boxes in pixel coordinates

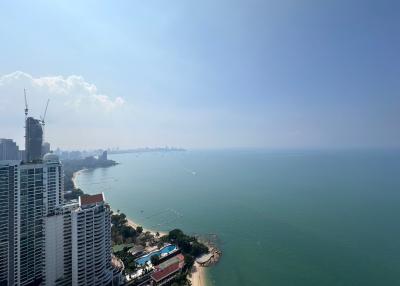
[190,262,208,286]
[71,168,87,190]
[124,214,168,237]
[72,169,209,286]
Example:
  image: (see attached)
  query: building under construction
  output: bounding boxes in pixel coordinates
[25,117,43,162]
[23,89,50,163]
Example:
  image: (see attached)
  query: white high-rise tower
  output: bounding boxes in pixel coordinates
[0,160,47,286]
[71,193,113,286]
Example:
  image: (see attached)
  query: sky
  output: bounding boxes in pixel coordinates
[0,0,399,150]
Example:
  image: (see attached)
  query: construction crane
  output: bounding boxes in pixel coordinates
[40,99,50,126]
[40,99,50,140]
[24,88,29,119]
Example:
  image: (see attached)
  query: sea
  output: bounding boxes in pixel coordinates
[74,149,400,286]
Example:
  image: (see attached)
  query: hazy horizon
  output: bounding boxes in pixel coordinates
[1,0,399,150]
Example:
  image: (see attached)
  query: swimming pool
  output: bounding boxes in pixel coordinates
[135,245,177,266]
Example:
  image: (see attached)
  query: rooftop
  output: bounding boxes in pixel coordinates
[79,193,105,206]
[151,263,182,283]
[43,153,59,162]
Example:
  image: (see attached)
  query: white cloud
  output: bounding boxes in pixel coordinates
[0,71,125,112]
[0,71,127,149]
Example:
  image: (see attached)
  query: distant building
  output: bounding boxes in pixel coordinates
[70,151,82,160]
[42,142,51,156]
[0,138,19,160]
[59,150,83,160]
[25,117,43,162]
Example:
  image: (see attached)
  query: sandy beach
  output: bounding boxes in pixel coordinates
[190,263,207,286]
[71,169,85,189]
[125,216,168,237]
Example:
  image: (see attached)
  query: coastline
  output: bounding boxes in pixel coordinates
[190,262,208,286]
[72,169,209,286]
[124,214,168,237]
[71,168,85,187]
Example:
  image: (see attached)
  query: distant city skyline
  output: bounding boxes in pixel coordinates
[1,0,399,149]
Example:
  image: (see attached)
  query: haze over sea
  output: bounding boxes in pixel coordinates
[75,149,400,286]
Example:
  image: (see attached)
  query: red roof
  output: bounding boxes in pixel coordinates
[151,262,182,282]
[79,193,104,206]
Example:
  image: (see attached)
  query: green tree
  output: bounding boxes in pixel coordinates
[183,254,195,270]
[150,254,160,265]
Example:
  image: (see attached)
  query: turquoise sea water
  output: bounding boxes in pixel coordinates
[75,149,400,286]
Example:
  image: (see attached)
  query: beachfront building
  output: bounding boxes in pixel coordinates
[150,254,185,286]
[71,193,113,286]
[44,194,114,286]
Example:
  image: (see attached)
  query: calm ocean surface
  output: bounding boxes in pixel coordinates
[75,149,400,286]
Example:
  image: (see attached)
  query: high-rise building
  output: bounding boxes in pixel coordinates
[0,161,18,286]
[43,193,113,286]
[0,155,65,286]
[19,162,47,286]
[0,139,19,160]
[43,201,76,286]
[43,153,63,215]
[25,117,43,162]
[2,112,115,285]
[71,194,113,286]
[0,160,46,286]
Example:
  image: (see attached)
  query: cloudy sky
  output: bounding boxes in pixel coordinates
[0,0,399,150]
